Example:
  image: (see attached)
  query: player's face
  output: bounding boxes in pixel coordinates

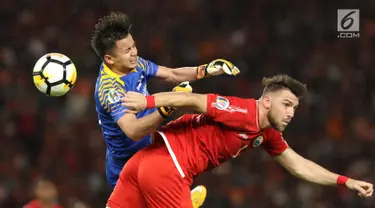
[35,180,57,200]
[268,89,299,132]
[111,34,138,69]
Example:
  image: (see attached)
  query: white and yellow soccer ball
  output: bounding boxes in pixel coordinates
[33,53,77,96]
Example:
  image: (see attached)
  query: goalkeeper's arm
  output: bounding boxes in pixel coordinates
[155,59,240,84]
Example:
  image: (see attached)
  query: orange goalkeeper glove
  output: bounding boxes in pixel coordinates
[196,59,240,79]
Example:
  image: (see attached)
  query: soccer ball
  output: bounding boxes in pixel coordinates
[33,53,77,96]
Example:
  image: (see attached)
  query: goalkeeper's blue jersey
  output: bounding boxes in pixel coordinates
[94,56,158,188]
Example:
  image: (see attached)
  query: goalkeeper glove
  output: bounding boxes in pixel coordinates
[196,59,240,79]
[157,81,193,118]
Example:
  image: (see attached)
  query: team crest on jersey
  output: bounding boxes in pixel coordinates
[215,96,230,110]
[252,136,264,147]
[107,89,121,104]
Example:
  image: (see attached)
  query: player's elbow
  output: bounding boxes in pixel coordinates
[159,67,179,84]
[122,126,146,141]
[168,68,180,84]
[289,161,311,180]
[290,168,306,179]
[125,130,143,141]
[117,115,144,141]
[121,125,145,141]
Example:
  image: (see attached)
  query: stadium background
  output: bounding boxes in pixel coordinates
[1,0,375,207]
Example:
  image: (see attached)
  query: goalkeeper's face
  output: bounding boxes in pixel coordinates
[267,89,299,132]
[111,34,138,70]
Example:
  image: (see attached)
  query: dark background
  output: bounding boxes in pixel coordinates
[1,0,375,207]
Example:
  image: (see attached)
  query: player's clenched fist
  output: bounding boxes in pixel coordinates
[196,59,240,79]
[122,92,147,113]
[345,179,374,198]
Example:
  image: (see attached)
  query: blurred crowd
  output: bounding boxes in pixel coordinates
[1,0,375,207]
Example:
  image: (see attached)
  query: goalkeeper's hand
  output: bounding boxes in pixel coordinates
[172,81,193,92]
[196,59,240,79]
[157,81,192,118]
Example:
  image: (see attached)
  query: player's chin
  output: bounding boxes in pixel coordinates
[276,125,287,132]
[128,62,137,68]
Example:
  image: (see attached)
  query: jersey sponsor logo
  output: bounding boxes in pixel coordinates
[211,103,248,114]
[238,133,248,140]
[226,105,248,114]
[107,89,121,104]
[252,136,264,147]
[136,74,144,91]
[215,96,230,110]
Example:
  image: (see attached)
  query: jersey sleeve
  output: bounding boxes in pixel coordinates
[262,129,289,156]
[137,56,159,79]
[100,86,128,122]
[205,94,251,131]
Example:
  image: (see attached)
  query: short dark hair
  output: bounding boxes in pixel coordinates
[91,12,132,60]
[262,74,307,98]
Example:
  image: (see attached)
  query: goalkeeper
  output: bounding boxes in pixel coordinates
[91,12,240,207]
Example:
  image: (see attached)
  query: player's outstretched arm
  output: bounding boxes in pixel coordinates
[156,59,240,84]
[156,66,198,84]
[116,82,194,141]
[122,92,208,114]
[275,148,374,198]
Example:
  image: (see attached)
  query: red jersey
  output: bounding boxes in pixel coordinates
[157,94,288,180]
[23,200,63,208]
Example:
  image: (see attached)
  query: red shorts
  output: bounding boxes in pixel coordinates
[107,141,193,208]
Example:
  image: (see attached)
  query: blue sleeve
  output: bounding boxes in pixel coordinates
[137,56,159,79]
[102,87,127,122]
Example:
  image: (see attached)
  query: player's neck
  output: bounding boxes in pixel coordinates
[256,100,271,130]
[111,66,133,76]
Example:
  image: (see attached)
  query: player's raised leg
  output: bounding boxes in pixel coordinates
[107,151,147,208]
[138,144,193,208]
[191,185,207,208]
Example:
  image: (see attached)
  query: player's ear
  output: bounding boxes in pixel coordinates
[104,54,114,65]
[263,95,272,109]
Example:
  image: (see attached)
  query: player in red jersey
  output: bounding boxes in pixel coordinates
[107,74,373,208]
